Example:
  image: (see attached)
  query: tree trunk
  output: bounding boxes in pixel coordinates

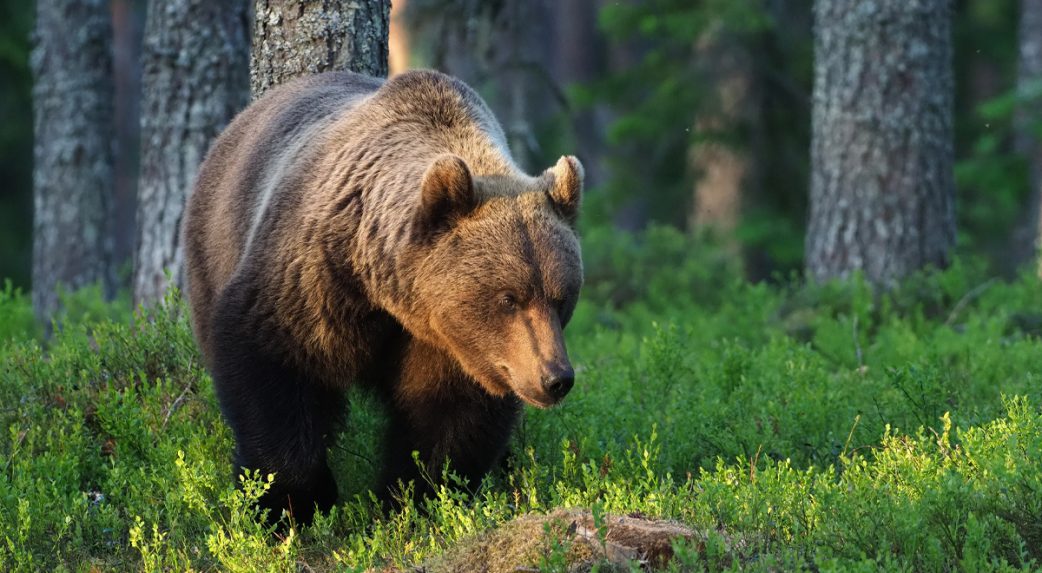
[389,0,410,74]
[133,0,250,305]
[112,0,146,288]
[251,0,391,99]
[499,0,556,171]
[1016,0,1042,275]
[409,0,557,172]
[605,0,651,232]
[553,0,608,188]
[31,0,115,320]
[806,0,955,287]
[689,24,757,240]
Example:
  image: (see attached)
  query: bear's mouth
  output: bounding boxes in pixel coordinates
[498,364,558,409]
[514,390,557,409]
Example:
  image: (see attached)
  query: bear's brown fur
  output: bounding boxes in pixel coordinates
[181,70,584,524]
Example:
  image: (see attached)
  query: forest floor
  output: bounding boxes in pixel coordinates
[2,228,1042,571]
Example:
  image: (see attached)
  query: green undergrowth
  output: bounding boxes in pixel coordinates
[3,227,1042,571]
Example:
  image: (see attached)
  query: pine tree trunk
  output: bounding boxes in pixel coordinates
[133,0,250,305]
[806,0,955,287]
[112,0,146,287]
[503,0,556,172]
[553,0,607,187]
[413,0,556,172]
[389,0,410,74]
[251,0,391,99]
[1016,0,1042,275]
[690,25,757,240]
[31,0,115,320]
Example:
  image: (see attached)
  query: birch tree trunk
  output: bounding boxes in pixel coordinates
[1016,0,1042,275]
[133,0,250,305]
[252,0,391,99]
[31,0,115,320]
[806,0,955,287]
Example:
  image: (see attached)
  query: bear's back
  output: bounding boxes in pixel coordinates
[183,71,384,354]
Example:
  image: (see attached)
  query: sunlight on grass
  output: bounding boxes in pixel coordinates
[1,232,1042,570]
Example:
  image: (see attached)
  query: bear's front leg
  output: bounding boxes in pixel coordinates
[376,338,521,506]
[209,290,346,526]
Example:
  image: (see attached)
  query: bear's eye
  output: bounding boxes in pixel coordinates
[499,292,519,313]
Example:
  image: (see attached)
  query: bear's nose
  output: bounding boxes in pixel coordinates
[541,368,575,401]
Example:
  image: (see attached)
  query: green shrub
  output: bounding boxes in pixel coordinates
[2,236,1042,571]
[0,281,35,344]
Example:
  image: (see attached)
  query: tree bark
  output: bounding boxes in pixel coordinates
[1016,0,1042,275]
[806,0,955,287]
[31,0,115,320]
[251,0,391,99]
[389,0,410,74]
[133,0,250,305]
[689,24,757,240]
[408,0,556,172]
[553,0,608,188]
[112,0,146,286]
[498,0,556,171]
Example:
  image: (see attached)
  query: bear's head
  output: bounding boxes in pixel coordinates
[412,154,584,408]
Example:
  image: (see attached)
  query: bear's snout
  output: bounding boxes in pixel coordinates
[541,368,575,402]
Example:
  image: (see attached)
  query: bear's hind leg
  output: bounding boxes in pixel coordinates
[210,326,345,526]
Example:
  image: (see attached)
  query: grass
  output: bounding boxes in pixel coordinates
[2,226,1042,571]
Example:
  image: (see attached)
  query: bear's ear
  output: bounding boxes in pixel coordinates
[416,154,477,237]
[544,155,584,225]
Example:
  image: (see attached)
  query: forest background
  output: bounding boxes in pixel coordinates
[3,0,1039,299]
[4,1,1042,570]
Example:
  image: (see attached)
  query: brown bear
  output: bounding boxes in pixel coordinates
[181,70,584,524]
